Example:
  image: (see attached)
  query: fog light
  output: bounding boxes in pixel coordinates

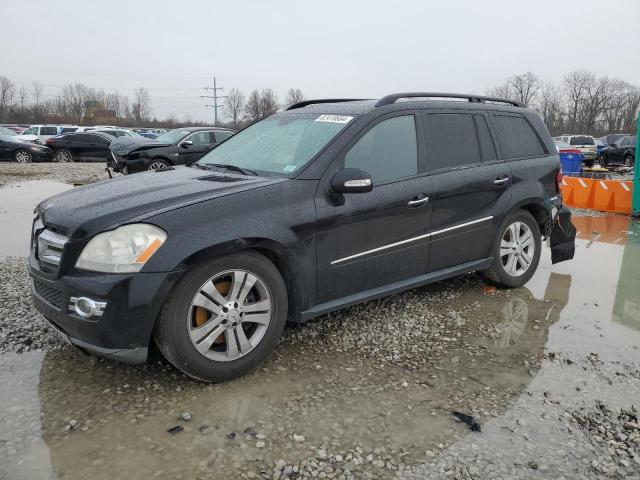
[68,296,107,318]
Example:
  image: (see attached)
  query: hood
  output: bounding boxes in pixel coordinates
[18,134,38,142]
[37,166,283,238]
[109,136,170,156]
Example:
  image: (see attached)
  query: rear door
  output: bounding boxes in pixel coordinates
[315,113,434,303]
[83,134,111,161]
[423,111,512,272]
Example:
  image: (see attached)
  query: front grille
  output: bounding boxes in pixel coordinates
[37,228,68,271]
[34,280,65,309]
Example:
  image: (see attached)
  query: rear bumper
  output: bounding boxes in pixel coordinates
[549,205,576,264]
[29,264,184,364]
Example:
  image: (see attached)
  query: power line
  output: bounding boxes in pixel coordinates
[200,76,227,126]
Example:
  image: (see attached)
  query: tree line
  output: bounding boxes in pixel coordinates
[487,70,639,136]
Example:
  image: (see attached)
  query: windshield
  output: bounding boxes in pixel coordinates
[155,129,190,144]
[0,126,17,136]
[570,136,595,145]
[197,113,352,176]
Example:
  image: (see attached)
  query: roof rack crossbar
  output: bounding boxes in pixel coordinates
[375,92,524,108]
[286,98,369,110]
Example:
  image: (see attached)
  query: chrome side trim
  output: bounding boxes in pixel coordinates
[330,216,493,265]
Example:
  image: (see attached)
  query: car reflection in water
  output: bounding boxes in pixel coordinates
[35,269,571,480]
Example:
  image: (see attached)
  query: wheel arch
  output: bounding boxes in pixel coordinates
[173,237,308,324]
[509,199,552,237]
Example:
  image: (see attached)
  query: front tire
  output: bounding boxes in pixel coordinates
[154,251,287,382]
[14,149,32,163]
[482,209,541,288]
[147,159,170,171]
[54,149,74,163]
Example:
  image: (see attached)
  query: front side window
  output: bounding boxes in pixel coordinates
[198,113,350,177]
[493,115,546,159]
[424,113,481,170]
[23,127,38,135]
[344,115,417,184]
[156,129,191,144]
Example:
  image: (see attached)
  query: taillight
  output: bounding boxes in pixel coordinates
[556,168,563,193]
[45,138,54,145]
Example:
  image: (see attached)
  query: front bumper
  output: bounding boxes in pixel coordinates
[29,263,184,364]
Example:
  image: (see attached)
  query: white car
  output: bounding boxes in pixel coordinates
[18,125,76,144]
[554,134,597,163]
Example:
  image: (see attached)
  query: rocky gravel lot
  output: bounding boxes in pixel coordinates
[0,161,114,187]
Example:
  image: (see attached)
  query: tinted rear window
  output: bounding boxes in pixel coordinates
[424,113,481,170]
[570,136,594,145]
[492,115,546,159]
[61,127,78,134]
[474,115,497,161]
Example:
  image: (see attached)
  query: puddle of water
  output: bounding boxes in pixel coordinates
[0,214,639,479]
[0,181,72,257]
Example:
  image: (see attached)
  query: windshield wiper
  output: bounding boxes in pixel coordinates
[209,163,258,176]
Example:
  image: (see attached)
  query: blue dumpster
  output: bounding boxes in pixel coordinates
[559,150,583,175]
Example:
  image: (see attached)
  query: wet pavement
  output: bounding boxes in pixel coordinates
[1,179,640,479]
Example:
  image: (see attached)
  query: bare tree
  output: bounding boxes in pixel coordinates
[131,87,152,122]
[18,86,28,113]
[0,76,15,121]
[536,82,565,135]
[244,90,262,121]
[563,70,594,132]
[507,72,540,106]
[225,88,245,128]
[62,82,96,123]
[285,88,306,107]
[260,88,279,117]
[183,113,193,124]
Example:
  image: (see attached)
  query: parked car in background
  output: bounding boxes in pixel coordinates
[0,124,26,134]
[0,132,53,163]
[555,135,597,165]
[138,132,159,139]
[601,135,636,167]
[597,133,628,159]
[0,126,19,136]
[18,125,75,144]
[45,131,113,162]
[29,93,576,382]
[110,127,235,173]
[93,128,143,138]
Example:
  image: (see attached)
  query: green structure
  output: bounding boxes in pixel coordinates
[634,115,640,216]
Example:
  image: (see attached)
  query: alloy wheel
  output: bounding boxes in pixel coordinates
[55,150,72,163]
[500,221,535,277]
[187,269,272,362]
[148,161,167,170]
[15,150,32,163]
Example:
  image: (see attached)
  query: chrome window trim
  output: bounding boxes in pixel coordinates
[330,216,493,265]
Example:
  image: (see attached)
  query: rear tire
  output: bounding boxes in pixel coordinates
[54,149,74,163]
[482,209,541,288]
[625,154,634,167]
[154,251,287,382]
[14,149,32,163]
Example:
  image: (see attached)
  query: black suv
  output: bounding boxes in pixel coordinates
[601,135,636,167]
[109,127,235,173]
[29,93,576,382]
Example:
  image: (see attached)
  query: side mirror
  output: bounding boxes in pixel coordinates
[181,140,193,148]
[331,168,373,194]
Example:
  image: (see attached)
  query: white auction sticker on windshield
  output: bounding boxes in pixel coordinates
[315,114,353,124]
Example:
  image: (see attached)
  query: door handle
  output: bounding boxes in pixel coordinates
[493,176,510,186]
[407,195,429,207]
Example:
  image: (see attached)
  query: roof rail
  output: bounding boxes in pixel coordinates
[375,92,524,108]
[286,98,369,110]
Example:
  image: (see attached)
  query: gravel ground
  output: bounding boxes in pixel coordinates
[0,161,114,187]
[0,257,61,353]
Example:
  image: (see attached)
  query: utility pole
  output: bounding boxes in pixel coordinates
[200,76,227,126]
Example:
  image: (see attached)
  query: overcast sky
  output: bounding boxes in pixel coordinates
[1,0,639,122]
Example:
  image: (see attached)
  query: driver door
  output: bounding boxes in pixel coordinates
[314,114,433,304]
[177,131,216,164]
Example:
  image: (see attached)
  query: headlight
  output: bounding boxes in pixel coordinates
[75,224,166,273]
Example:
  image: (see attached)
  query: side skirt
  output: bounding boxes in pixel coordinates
[300,257,493,322]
